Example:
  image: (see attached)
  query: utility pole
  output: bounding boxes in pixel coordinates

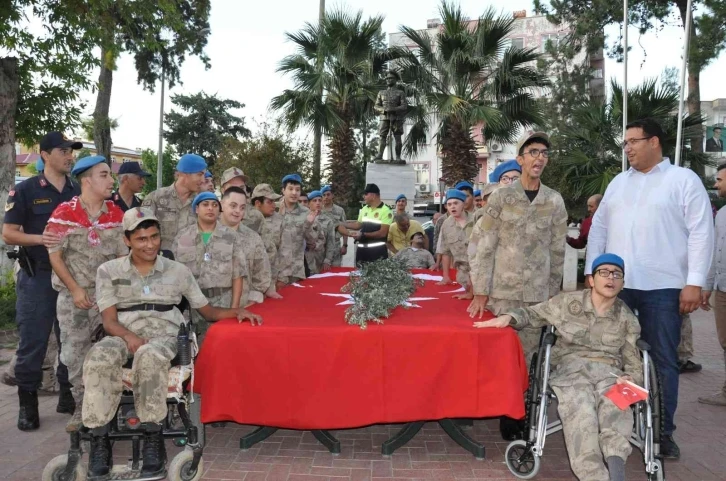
[313,0,325,188]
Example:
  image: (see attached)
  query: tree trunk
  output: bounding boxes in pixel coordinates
[440,119,478,185]
[93,45,114,164]
[675,0,704,176]
[313,123,322,189]
[328,112,356,210]
[0,57,19,281]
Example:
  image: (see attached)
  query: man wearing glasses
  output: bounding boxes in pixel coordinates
[467,131,568,441]
[488,159,522,185]
[585,118,714,459]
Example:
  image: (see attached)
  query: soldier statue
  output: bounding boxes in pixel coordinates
[374,71,408,164]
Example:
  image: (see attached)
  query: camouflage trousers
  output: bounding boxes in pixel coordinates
[192,288,232,343]
[488,298,540,368]
[57,288,102,400]
[677,313,693,362]
[551,364,633,481]
[455,265,470,290]
[82,329,177,429]
[331,243,343,267]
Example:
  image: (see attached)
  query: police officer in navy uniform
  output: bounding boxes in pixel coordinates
[2,132,81,431]
[111,161,151,212]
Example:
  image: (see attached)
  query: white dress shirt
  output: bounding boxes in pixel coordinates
[585,159,714,290]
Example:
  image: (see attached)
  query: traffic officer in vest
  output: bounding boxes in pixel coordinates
[141,153,207,252]
[337,183,393,264]
[3,131,81,431]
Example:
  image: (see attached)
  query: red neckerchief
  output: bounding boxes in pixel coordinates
[46,196,124,247]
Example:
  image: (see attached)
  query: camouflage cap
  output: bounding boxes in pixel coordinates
[516,130,549,155]
[251,183,282,201]
[221,167,249,186]
[123,207,158,232]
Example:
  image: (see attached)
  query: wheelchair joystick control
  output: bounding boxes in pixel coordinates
[177,323,191,366]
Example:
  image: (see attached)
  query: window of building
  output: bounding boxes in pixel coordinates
[511,37,524,49]
[411,162,430,185]
[541,33,566,52]
[16,169,21,177]
[593,68,604,79]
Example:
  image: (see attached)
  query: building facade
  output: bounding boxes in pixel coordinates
[387,10,604,202]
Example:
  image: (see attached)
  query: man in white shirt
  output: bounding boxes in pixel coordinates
[585,118,714,459]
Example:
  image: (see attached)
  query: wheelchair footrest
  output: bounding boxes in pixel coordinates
[107,466,167,481]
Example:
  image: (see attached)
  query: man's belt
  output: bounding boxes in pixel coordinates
[357,242,386,249]
[201,287,230,298]
[117,303,175,312]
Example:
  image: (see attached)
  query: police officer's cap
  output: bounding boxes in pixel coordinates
[489,160,522,183]
[308,190,322,200]
[176,153,207,173]
[591,253,625,274]
[282,173,303,186]
[118,161,151,177]
[39,132,83,152]
[395,194,407,203]
[321,185,332,194]
[454,181,473,191]
[71,155,107,177]
[363,184,380,195]
[446,189,467,203]
[192,192,220,213]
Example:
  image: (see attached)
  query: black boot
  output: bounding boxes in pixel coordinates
[660,435,681,460]
[499,416,525,441]
[88,431,112,479]
[17,389,39,431]
[56,386,75,414]
[141,424,167,476]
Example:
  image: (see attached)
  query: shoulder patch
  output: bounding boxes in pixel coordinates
[567,300,583,316]
[5,203,14,212]
[485,206,500,219]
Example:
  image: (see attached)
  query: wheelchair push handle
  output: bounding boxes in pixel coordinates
[636,339,651,352]
[177,323,192,366]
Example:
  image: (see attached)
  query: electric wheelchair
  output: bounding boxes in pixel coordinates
[504,326,665,480]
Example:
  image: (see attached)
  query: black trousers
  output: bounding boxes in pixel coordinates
[355,244,388,265]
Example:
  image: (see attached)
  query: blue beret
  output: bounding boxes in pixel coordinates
[395,194,407,203]
[308,190,322,200]
[455,181,473,191]
[192,192,220,212]
[489,160,522,183]
[321,185,331,194]
[446,189,467,202]
[474,189,481,197]
[72,155,107,177]
[35,158,45,172]
[282,173,303,185]
[204,171,213,179]
[591,253,625,273]
[176,153,207,174]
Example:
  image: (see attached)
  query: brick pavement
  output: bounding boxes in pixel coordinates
[1,307,724,481]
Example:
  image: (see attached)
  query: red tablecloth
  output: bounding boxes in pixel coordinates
[194,268,528,429]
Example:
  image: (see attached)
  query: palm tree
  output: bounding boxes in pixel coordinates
[272,10,390,209]
[542,78,715,208]
[395,1,548,184]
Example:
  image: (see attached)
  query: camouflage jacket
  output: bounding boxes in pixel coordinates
[320,203,346,244]
[141,184,196,252]
[437,211,475,273]
[394,247,435,269]
[276,203,320,283]
[234,223,272,305]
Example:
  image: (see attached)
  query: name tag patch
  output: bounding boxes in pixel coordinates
[33,198,52,205]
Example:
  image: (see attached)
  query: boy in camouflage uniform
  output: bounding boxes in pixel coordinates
[219,186,276,306]
[320,185,348,266]
[251,183,284,282]
[474,253,642,481]
[46,156,127,430]
[436,189,475,296]
[276,174,320,288]
[141,153,207,252]
[172,192,247,338]
[393,232,435,269]
[82,207,262,479]
[304,190,336,275]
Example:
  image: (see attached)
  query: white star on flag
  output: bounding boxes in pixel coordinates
[320,293,437,308]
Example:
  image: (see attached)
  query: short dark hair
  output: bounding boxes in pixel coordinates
[714,127,723,133]
[124,219,161,240]
[519,137,550,156]
[299,192,308,199]
[717,162,726,173]
[222,186,247,200]
[252,196,265,207]
[626,118,665,148]
[282,179,301,189]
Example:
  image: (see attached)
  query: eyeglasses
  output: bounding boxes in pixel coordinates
[621,136,653,149]
[523,148,549,158]
[500,174,521,184]
[595,269,624,280]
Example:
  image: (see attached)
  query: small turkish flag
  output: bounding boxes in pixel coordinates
[605,379,648,410]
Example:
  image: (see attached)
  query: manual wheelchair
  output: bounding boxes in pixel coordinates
[504,326,665,480]
[41,323,204,481]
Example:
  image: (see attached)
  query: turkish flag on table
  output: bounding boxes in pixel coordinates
[194,268,529,429]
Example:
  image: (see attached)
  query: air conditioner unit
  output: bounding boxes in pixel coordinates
[491,143,503,152]
[416,183,430,193]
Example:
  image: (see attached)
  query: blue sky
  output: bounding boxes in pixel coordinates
[75,0,725,151]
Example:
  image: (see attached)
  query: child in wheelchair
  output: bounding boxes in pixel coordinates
[474,253,643,481]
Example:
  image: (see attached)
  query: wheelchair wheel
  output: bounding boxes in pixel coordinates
[42,454,86,481]
[647,360,664,447]
[168,448,203,481]
[505,440,540,480]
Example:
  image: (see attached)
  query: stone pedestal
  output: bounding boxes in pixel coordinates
[365,163,416,214]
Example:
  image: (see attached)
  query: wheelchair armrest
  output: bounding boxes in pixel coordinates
[636,339,651,352]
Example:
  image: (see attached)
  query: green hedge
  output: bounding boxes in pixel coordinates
[0,273,16,328]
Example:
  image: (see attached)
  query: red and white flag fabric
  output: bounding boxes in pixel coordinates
[46,196,124,247]
[605,378,648,410]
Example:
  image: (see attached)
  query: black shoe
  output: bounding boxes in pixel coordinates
[499,416,524,441]
[678,360,702,374]
[660,435,681,460]
[56,387,75,414]
[88,433,113,479]
[141,429,167,476]
[17,389,39,431]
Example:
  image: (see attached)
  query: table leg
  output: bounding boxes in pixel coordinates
[438,419,485,460]
[312,430,341,454]
[381,422,425,455]
[240,426,278,450]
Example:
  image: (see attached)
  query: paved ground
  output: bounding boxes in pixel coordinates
[1,306,725,481]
